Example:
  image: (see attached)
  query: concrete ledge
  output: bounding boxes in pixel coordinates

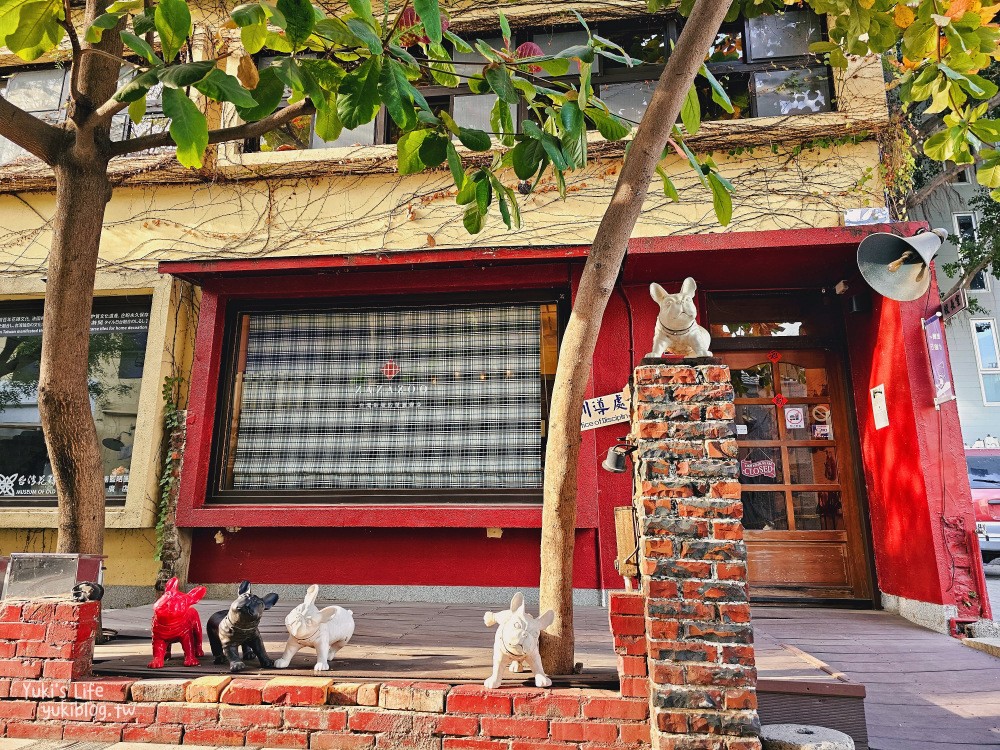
[963,638,1000,659]
[880,593,957,634]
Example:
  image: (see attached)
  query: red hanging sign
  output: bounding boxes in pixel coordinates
[740,458,777,479]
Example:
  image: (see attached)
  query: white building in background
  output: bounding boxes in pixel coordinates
[910,168,1000,447]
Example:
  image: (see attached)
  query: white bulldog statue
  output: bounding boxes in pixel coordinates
[649,277,713,359]
[483,592,555,689]
[274,584,355,671]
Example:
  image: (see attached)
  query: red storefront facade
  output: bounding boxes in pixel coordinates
[161,223,991,632]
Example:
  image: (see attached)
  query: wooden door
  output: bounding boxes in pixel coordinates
[721,349,872,601]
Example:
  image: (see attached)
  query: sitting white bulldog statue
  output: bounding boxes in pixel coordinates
[483,592,555,689]
[649,277,713,359]
[274,584,355,672]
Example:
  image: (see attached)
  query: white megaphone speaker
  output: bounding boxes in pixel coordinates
[857,228,948,302]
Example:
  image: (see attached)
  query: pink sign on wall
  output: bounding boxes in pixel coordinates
[923,312,956,407]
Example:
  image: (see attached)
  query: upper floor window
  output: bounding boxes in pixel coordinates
[953,212,990,291]
[247,9,833,154]
[973,319,1000,405]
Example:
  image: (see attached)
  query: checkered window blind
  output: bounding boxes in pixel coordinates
[228,303,545,491]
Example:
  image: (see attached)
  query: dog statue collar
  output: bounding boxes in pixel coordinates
[656,318,695,336]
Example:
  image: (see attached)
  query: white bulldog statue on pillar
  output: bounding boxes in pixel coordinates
[649,277,713,359]
[484,592,554,689]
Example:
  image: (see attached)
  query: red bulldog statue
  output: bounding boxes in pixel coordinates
[149,577,207,668]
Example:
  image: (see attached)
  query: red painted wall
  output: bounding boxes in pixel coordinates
[844,288,990,619]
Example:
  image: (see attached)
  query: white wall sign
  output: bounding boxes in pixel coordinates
[871,384,889,430]
[581,392,629,431]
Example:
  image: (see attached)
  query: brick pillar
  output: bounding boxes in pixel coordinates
[0,599,99,692]
[631,361,761,750]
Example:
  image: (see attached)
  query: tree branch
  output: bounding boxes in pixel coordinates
[942,259,990,301]
[107,99,315,157]
[906,155,982,210]
[61,0,84,106]
[0,94,64,165]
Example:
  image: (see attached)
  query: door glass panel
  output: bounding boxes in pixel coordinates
[732,363,774,398]
[788,447,838,484]
[738,447,782,484]
[779,361,829,397]
[737,404,778,440]
[806,403,834,439]
[793,491,844,530]
[743,491,789,531]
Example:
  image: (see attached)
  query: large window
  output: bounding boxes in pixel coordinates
[212,297,561,503]
[248,9,833,153]
[0,299,151,507]
[972,319,1000,405]
[953,212,991,291]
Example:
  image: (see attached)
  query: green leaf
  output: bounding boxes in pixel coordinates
[586,108,630,141]
[511,138,545,180]
[154,0,191,63]
[84,12,121,44]
[194,68,257,107]
[338,56,383,129]
[231,3,266,26]
[457,127,491,151]
[132,8,154,35]
[977,148,1000,188]
[537,58,570,76]
[413,0,442,45]
[241,22,268,53]
[656,165,679,202]
[456,174,478,204]
[300,58,345,92]
[680,84,700,134]
[475,176,491,215]
[114,67,161,103]
[379,58,417,130]
[157,60,216,89]
[707,171,732,226]
[235,66,284,121]
[923,129,952,161]
[556,44,595,63]
[523,120,569,170]
[444,29,471,54]
[397,129,433,174]
[128,95,147,125]
[121,31,160,65]
[491,96,515,147]
[699,63,733,114]
[275,56,326,109]
[313,95,343,142]
[5,0,64,62]
[162,86,208,168]
[463,202,485,234]
[970,119,1000,143]
[276,0,314,49]
[312,17,359,47]
[446,141,465,187]
[420,132,448,166]
[498,9,511,46]
[348,0,377,29]
[346,17,383,54]
[560,99,586,168]
[485,66,518,105]
[427,42,457,87]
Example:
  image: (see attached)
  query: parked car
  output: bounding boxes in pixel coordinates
[969,449,1000,565]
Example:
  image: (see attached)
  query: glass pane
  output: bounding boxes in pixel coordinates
[453,93,512,134]
[788,447,838,484]
[971,270,989,291]
[696,72,751,120]
[600,81,656,125]
[984,373,1000,404]
[754,68,833,117]
[531,30,589,76]
[5,69,66,114]
[711,321,803,338]
[955,214,977,242]
[779,361,828,398]
[737,405,778,440]
[453,37,502,78]
[967,453,1000,488]
[743,491,788,531]
[732,363,774,398]
[0,303,149,502]
[805,403,834,440]
[313,120,376,149]
[706,25,744,63]
[261,113,314,151]
[793,491,843,531]
[600,21,667,69]
[226,302,551,491]
[738,446,781,485]
[0,137,26,165]
[746,11,822,61]
[974,320,1000,369]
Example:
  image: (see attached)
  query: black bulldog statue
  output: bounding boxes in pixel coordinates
[207,580,279,672]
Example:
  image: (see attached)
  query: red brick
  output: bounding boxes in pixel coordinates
[68,677,137,702]
[413,713,480,736]
[608,593,644,616]
[717,604,752,624]
[712,521,744,540]
[620,677,649,699]
[21,602,57,623]
[263,678,333,706]
[42,660,76,680]
[482,717,549,739]
[63,722,124,741]
[7,720,61,739]
[97,702,157,724]
[649,620,680,640]
[583,698,648,721]
[0,678,10,698]
[311,732,376,750]
[0,659,42,679]
[220,704,282,728]
[373,735,441,750]
[0,700,36,719]
[157,702,220,725]
[124,724,184,743]
[16,641,73,659]
[649,661,685,685]
[716,563,748,581]
[510,743,577,750]
[512,693,580,719]
[221,677,266,705]
[656,711,689,734]
[643,538,675,557]
[551,721,619,743]
[442,740,509,750]
[619,722,652,745]
[614,636,647,656]
[609,615,646,638]
[721,645,756,666]
[0,642,16,658]
[724,688,757,710]
[446,686,512,716]
[45,622,85,643]
[283,706,348,731]
[645,580,680,598]
[184,726,247,746]
[616,655,647,679]
[348,709,414,733]
[247,729,310,748]
[0,603,22,622]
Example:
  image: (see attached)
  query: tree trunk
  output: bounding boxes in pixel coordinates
[42,155,113,555]
[538,0,735,674]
